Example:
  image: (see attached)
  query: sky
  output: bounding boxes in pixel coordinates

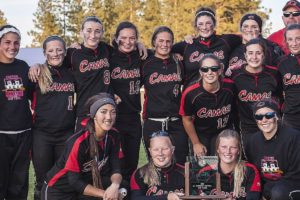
[0,0,288,47]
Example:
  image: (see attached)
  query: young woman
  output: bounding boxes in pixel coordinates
[172,7,241,87]
[227,13,283,74]
[110,21,143,182]
[0,25,33,200]
[246,98,300,200]
[141,26,188,165]
[31,36,75,200]
[228,38,282,149]
[278,23,300,130]
[180,54,236,157]
[198,129,261,199]
[130,131,184,200]
[41,93,127,200]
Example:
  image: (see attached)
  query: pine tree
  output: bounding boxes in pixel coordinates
[29,0,63,47]
[88,0,119,43]
[0,9,7,26]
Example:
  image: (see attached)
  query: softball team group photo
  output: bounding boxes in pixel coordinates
[1,1,300,200]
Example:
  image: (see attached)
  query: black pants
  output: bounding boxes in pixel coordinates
[263,179,300,200]
[143,119,189,165]
[0,130,32,200]
[32,128,73,196]
[115,113,142,182]
[190,133,219,156]
[42,177,129,200]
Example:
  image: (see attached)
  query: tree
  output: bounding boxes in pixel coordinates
[88,0,119,43]
[0,9,7,26]
[29,0,63,47]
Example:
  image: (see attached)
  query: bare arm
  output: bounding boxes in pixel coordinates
[182,116,207,156]
[83,184,105,198]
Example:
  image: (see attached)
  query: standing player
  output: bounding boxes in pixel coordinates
[180,54,236,157]
[110,21,142,182]
[228,13,283,73]
[268,0,300,54]
[277,23,300,130]
[228,38,282,151]
[142,26,188,165]
[172,7,241,87]
[31,36,75,200]
[0,25,33,200]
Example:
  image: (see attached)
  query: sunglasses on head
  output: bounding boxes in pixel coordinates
[283,11,300,17]
[199,66,221,73]
[254,111,276,121]
[149,131,169,139]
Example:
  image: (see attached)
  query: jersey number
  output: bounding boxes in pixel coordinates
[217,115,229,129]
[129,80,140,95]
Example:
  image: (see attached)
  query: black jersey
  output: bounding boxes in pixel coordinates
[173,34,241,87]
[229,65,282,132]
[229,38,284,69]
[110,49,141,115]
[141,55,184,119]
[46,129,122,194]
[278,54,300,115]
[66,42,113,117]
[32,65,75,132]
[246,126,300,185]
[130,163,185,200]
[198,162,261,200]
[180,78,235,137]
[0,59,33,132]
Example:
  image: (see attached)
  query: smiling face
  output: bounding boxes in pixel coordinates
[200,57,222,85]
[285,28,300,55]
[255,107,278,139]
[149,136,174,168]
[153,31,173,59]
[44,40,65,67]
[196,15,215,38]
[282,7,300,26]
[0,32,20,63]
[116,28,137,53]
[81,21,103,49]
[94,104,116,138]
[245,43,264,72]
[241,19,261,44]
[217,137,239,166]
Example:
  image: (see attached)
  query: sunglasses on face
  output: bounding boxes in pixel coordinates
[199,66,221,73]
[254,111,276,121]
[283,11,300,17]
[150,131,169,139]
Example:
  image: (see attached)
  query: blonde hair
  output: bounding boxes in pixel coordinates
[215,129,245,198]
[38,63,52,94]
[140,134,174,186]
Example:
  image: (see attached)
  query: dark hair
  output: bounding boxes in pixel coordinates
[151,26,174,47]
[284,23,300,40]
[81,16,103,31]
[194,7,216,27]
[84,92,115,189]
[0,24,21,41]
[244,38,267,61]
[42,35,66,51]
[240,13,263,33]
[115,21,138,39]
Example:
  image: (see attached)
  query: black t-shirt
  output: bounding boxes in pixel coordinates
[0,59,33,132]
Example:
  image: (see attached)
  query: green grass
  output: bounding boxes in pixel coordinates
[28,144,148,199]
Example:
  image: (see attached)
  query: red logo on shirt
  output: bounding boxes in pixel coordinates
[238,90,271,102]
[111,67,140,79]
[197,104,231,118]
[149,72,182,84]
[79,58,109,73]
[283,73,300,86]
